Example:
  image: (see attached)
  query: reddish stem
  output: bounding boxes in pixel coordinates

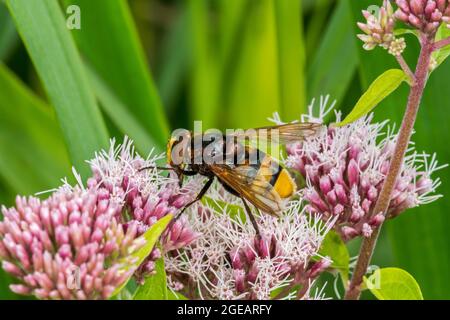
[433,36,450,50]
[344,35,433,300]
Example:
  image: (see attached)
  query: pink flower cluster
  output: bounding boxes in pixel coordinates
[0,187,144,299]
[0,138,200,299]
[165,187,334,300]
[281,97,445,241]
[395,0,450,34]
[86,139,200,283]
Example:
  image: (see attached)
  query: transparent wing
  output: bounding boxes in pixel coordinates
[210,164,284,215]
[229,123,322,145]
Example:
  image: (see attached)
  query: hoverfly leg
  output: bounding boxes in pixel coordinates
[241,198,261,238]
[175,177,214,220]
[138,166,176,172]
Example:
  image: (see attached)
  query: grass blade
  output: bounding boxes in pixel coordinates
[6,0,109,177]
[64,0,170,147]
[0,2,19,61]
[188,0,219,129]
[273,0,306,120]
[307,0,358,107]
[226,0,280,129]
[86,65,159,154]
[0,63,71,194]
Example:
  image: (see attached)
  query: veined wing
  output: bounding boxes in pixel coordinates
[210,164,284,216]
[228,122,322,145]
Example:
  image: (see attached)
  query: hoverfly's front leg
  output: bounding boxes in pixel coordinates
[240,198,261,238]
[138,166,197,187]
[176,177,214,219]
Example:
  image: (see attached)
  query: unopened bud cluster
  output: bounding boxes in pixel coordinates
[357,1,404,55]
[395,0,450,35]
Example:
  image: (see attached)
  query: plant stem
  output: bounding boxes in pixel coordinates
[344,35,433,300]
[433,36,450,50]
[396,54,416,85]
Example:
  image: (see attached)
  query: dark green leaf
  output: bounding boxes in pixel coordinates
[308,0,358,108]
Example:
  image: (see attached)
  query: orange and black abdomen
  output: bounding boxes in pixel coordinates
[252,149,296,200]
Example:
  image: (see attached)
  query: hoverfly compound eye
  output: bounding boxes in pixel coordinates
[167,130,191,166]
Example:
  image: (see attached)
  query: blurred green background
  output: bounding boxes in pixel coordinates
[0,0,449,299]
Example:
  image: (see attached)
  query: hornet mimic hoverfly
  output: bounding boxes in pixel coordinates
[143,123,321,235]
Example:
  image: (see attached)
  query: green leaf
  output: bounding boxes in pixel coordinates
[167,290,188,300]
[337,69,407,126]
[63,0,170,148]
[394,28,420,38]
[133,258,168,300]
[6,0,109,177]
[201,196,246,221]
[0,63,71,194]
[318,230,350,283]
[112,214,173,297]
[188,0,220,129]
[308,0,359,110]
[85,66,159,154]
[273,0,306,120]
[226,0,281,129]
[0,2,18,61]
[157,10,190,114]
[364,267,424,300]
[432,24,450,69]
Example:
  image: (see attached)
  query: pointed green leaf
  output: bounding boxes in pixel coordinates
[337,69,407,126]
[133,258,168,300]
[112,214,173,297]
[364,267,423,300]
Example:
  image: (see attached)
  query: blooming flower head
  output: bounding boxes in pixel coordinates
[279,96,445,241]
[85,138,200,282]
[394,0,450,35]
[165,183,334,300]
[0,138,200,298]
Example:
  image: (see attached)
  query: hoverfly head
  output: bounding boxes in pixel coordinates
[167,130,192,169]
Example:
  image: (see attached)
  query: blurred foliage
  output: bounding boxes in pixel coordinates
[0,0,449,299]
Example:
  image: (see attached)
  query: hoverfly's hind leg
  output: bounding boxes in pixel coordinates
[241,198,261,238]
[175,177,214,220]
